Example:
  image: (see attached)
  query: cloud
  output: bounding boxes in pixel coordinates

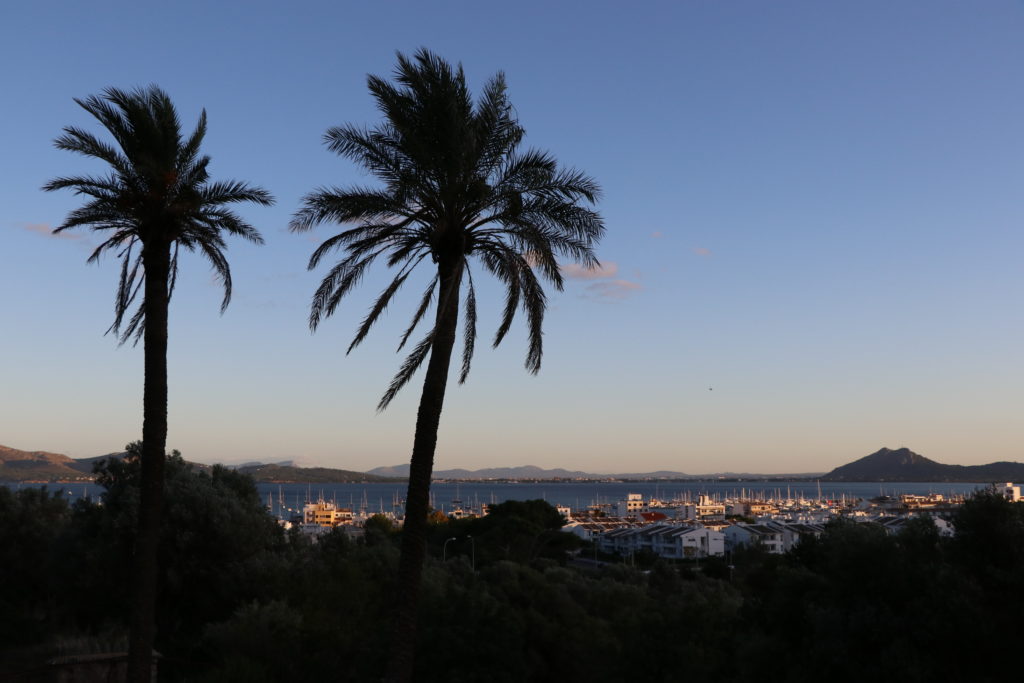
[22,222,82,240]
[692,247,712,256]
[560,261,619,280]
[561,259,642,300]
[584,279,643,301]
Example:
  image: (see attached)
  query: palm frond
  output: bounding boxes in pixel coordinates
[458,266,477,384]
[200,180,275,207]
[108,243,142,338]
[378,330,434,411]
[518,264,547,373]
[397,274,438,351]
[348,254,426,353]
[193,238,232,312]
[308,249,383,331]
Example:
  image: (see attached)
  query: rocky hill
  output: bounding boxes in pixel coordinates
[0,445,97,481]
[822,447,1024,482]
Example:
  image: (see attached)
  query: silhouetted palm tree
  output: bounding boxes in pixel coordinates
[44,86,273,682]
[291,50,603,682]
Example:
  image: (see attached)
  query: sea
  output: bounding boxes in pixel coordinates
[5,479,988,518]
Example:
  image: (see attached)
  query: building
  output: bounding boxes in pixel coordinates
[677,494,727,522]
[759,520,825,552]
[302,499,354,528]
[562,516,639,542]
[615,493,647,518]
[723,523,785,554]
[597,523,725,559]
[996,482,1021,502]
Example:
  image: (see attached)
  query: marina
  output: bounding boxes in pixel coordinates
[9,479,986,514]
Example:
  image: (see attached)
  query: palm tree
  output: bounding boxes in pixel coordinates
[44,86,273,682]
[291,49,603,681]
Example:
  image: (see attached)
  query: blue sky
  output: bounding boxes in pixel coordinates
[2,1,1022,474]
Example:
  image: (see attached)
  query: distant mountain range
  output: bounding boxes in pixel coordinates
[821,447,1024,483]
[4,444,1022,484]
[365,464,826,481]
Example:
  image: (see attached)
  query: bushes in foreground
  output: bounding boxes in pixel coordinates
[2,460,1022,682]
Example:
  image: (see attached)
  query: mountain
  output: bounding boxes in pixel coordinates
[369,464,648,479]
[822,447,1024,482]
[235,460,299,469]
[366,464,826,481]
[236,463,398,483]
[0,445,96,481]
[0,445,400,484]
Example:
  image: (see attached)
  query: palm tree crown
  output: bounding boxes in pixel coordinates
[291,49,604,407]
[44,85,273,341]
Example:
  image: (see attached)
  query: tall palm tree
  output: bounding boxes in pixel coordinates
[291,49,603,682]
[44,86,273,682]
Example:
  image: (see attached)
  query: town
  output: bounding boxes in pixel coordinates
[283,482,1022,562]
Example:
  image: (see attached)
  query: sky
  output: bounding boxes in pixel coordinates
[2,1,1022,474]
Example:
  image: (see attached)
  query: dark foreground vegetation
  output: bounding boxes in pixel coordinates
[2,450,1022,682]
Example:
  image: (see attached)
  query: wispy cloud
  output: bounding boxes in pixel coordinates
[692,247,712,256]
[562,259,642,300]
[561,261,619,280]
[22,222,82,241]
[584,279,643,301]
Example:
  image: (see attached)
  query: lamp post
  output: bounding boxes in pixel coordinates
[443,537,456,562]
[466,535,475,571]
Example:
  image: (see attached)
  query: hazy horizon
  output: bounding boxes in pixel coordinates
[3,1,1022,473]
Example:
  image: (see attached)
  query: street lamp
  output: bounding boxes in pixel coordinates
[443,536,456,562]
[466,535,475,571]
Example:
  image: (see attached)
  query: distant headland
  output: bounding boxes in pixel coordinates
[820,446,1024,483]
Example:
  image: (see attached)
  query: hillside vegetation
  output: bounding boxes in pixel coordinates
[2,449,1023,681]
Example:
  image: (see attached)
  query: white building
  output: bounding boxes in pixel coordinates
[723,523,785,554]
[996,482,1021,502]
[677,495,727,522]
[759,520,825,552]
[597,523,725,559]
[562,517,638,542]
[615,493,647,518]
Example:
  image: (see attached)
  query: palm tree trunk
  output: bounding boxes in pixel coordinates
[127,243,169,683]
[383,255,463,683]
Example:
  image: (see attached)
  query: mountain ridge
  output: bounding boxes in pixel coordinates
[366,463,827,480]
[5,444,1023,484]
[821,447,1024,482]
[0,444,99,481]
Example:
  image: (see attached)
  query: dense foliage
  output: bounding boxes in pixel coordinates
[2,462,1022,682]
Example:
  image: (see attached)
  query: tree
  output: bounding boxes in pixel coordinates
[44,86,273,681]
[0,487,71,650]
[291,50,603,681]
